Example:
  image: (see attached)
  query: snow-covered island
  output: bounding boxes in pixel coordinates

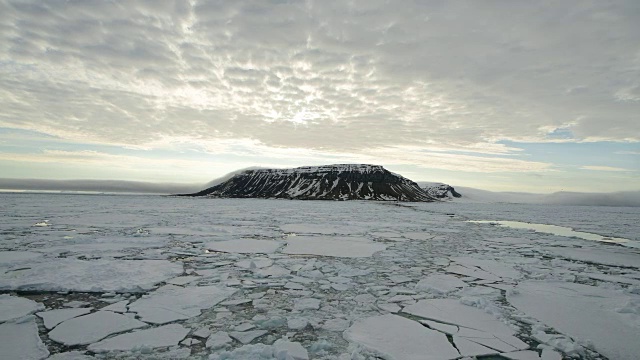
[1,192,639,360]
[181,164,437,202]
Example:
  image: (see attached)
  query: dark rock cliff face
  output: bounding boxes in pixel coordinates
[422,183,462,199]
[183,164,436,202]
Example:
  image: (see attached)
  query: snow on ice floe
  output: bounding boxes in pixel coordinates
[0,259,183,293]
[206,239,282,254]
[128,284,237,324]
[36,307,92,329]
[403,299,529,353]
[343,314,459,360]
[508,280,640,360]
[283,235,386,258]
[0,294,44,323]
[0,316,49,360]
[87,323,189,352]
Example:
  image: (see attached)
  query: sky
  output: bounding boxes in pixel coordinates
[0,0,639,193]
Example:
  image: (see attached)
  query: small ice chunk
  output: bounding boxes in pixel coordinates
[377,303,401,313]
[541,348,563,360]
[166,276,201,286]
[193,327,211,338]
[273,339,309,360]
[354,294,376,304]
[0,294,44,322]
[287,317,308,330]
[234,322,255,332]
[36,307,92,329]
[229,330,267,344]
[87,323,189,352]
[331,283,350,291]
[206,331,233,349]
[0,316,49,360]
[101,300,128,313]
[236,258,274,269]
[293,298,320,311]
[322,318,351,331]
[48,311,146,346]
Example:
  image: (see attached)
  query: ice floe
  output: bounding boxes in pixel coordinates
[508,280,640,360]
[48,311,147,346]
[129,284,237,324]
[0,316,49,360]
[87,323,189,352]
[0,259,182,293]
[343,314,459,360]
[36,307,92,329]
[0,294,44,323]
[283,236,386,258]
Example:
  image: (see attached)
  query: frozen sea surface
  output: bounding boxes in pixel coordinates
[0,193,639,359]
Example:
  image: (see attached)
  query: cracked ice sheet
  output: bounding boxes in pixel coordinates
[206,239,282,254]
[48,311,147,346]
[450,257,521,280]
[343,314,460,360]
[283,236,386,258]
[508,280,640,360]
[0,259,183,293]
[88,324,189,352]
[37,307,92,329]
[0,316,49,360]
[128,284,237,324]
[0,294,44,322]
[403,299,529,353]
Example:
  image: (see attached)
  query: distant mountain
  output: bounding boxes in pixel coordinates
[421,182,462,200]
[183,164,437,202]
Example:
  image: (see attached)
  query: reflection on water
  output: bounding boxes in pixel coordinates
[468,220,636,247]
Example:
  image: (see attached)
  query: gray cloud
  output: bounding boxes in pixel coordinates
[1,0,639,155]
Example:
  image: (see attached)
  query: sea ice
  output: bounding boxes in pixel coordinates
[0,251,42,267]
[283,236,386,258]
[414,274,467,294]
[403,299,528,352]
[87,323,189,352]
[47,351,95,360]
[36,307,92,329]
[0,294,44,323]
[229,330,268,344]
[0,259,183,293]
[508,280,640,360]
[293,297,321,311]
[273,338,309,360]
[547,247,640,268]
[343,314,459,360]
[0,316,49,360]
[48,311,147,346]
[206,331,233,349]
[206,239,282,254]
[128,284,237,324]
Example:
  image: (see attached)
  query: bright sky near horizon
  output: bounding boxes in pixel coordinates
[0,0,638,193]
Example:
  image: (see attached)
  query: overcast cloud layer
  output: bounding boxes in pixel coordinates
[0,0,638,191]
